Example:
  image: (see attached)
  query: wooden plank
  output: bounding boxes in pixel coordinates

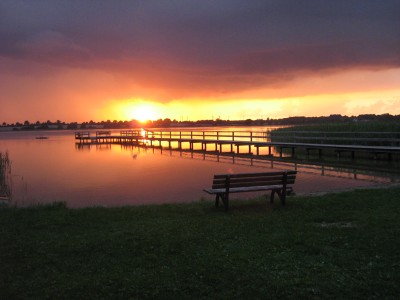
[204,184,284,194]
[213,171,296,179]
[213,175,284,184]
[211,172,296,189]
[212,174,296,184]
[212,179,294,188]
[212,178,295,189]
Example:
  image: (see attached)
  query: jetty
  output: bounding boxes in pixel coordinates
[75,130,400,161]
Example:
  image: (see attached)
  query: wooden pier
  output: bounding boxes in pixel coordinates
[75,130,400,161]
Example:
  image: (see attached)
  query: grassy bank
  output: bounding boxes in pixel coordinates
[272,121,400,133]
[1,188,400,299]
[269,122,400,161]
[270,121,400,145]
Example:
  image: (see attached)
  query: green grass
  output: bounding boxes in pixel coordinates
[1,188,400,299]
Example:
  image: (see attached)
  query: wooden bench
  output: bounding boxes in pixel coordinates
[203,170,297,211]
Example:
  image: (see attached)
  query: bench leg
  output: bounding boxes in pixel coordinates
[270,190,275,204]
[215,194,229,211]
[221,194,229,211]
[270,189,287,206]
[275,189,286,206]
[215,194,220,207]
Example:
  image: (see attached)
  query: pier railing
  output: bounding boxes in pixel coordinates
[120,130,142,136]
[74,129,400,147]
[96,131,111,137]
[75,129,400,146]
[143,130,269,142]
[74,129,400,161]
[75,132,90,138]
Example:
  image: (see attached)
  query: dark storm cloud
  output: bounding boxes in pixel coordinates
[1,0,399,92]
[235,39,400,74]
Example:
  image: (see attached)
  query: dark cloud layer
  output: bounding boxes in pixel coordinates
[1,0,399,96]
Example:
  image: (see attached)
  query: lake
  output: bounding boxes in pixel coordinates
[1,127,399,208]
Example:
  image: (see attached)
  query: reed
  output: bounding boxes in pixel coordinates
[0,151,12,200]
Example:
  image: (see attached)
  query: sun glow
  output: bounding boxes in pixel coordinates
[131,103,158,122]
[111,100,165,122]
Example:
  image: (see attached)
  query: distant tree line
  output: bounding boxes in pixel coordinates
[2,114,400,130]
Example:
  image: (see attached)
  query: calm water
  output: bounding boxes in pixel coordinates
[1,127,399,208]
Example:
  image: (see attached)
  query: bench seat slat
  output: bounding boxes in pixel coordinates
[213,171,296,179]
[212,179,295,189]
[204,184,286,194]
[212,176,296,186]
[212,175,296,184]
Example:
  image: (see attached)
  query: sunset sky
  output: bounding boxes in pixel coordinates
[1,1,399,123]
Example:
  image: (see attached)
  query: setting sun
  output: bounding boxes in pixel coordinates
[110,100,165,122]
[130,103,158,122]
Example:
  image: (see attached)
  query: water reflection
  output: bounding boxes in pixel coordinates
[119,144,398,184]
[1,129,399,208]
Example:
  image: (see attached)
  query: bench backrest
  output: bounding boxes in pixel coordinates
[211,171,297,190]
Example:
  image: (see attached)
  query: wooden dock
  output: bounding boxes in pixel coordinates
[75,130,400,161]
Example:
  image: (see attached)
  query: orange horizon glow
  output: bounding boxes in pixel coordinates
[86,68,399,123]
[101,92,400,124]
[1,67,400,124]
